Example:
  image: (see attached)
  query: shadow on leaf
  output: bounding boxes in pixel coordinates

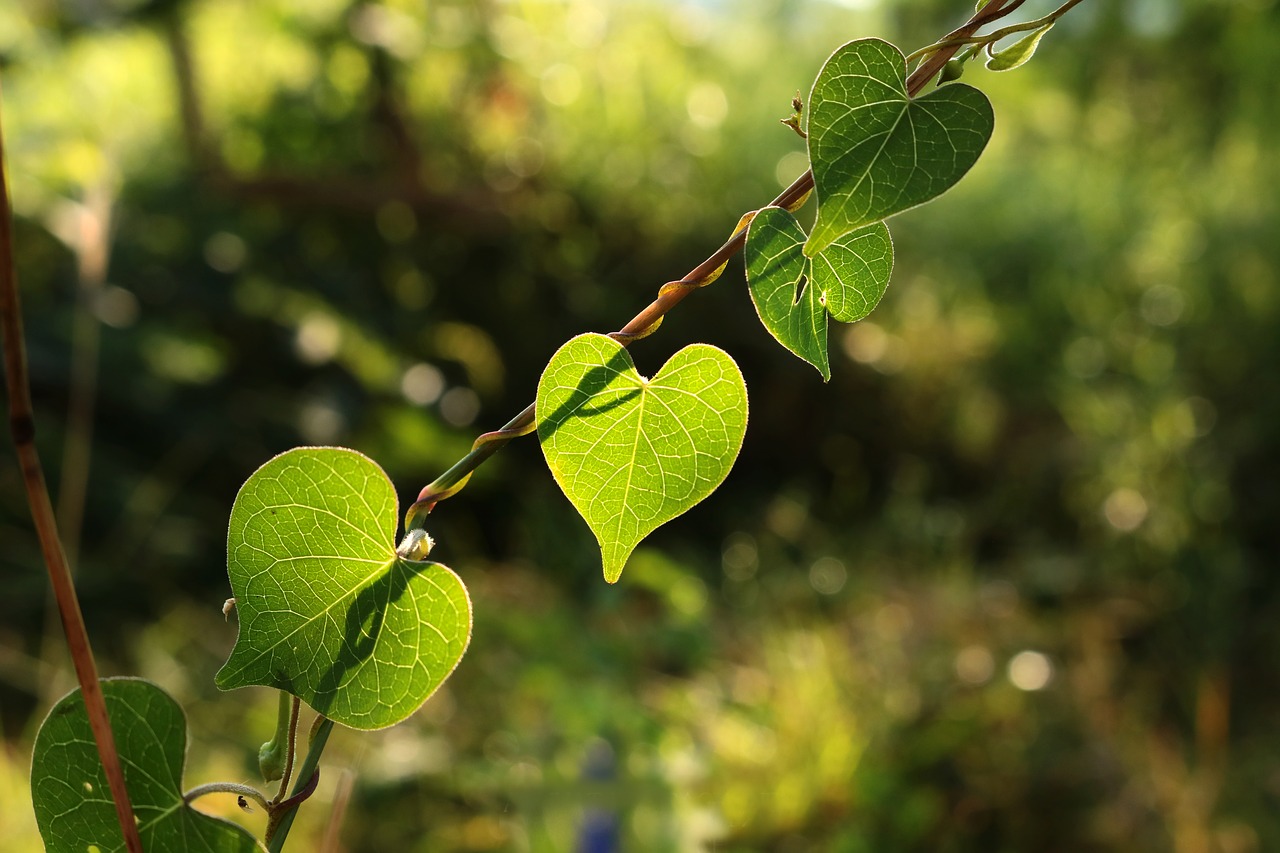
[537,346,641,441]
[309,557,434,715]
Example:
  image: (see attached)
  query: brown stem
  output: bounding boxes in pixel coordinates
[0,87,144,853]
[403,0,1023,533]
[907,0,1021,92]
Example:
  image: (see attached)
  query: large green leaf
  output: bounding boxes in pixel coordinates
[216,447,471,731]
[31,678,262,853]
[805,38,993,256]
[746,205,893,379]
[536,334,748,583]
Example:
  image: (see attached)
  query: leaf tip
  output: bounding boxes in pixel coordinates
[602,559,625,584]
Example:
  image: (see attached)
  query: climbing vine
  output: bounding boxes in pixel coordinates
[2,1,1094,849]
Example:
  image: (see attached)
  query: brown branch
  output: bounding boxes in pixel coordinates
[402,0,1024,533]
[0,86,144,853]
[909,0,1020,90]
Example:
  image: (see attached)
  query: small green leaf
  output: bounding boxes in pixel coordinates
[536,334,748,583]
[746,206,893,379]
[811,220,895,323]
[986,23,1054,72]
[32,678,263,853]
[805,38,993,256]
[745,207,827,377]
[216,447,472,731]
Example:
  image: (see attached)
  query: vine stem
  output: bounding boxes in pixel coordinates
[250,4,1029,844]
[402,0,1022,535]
[271,695,302,805]
[266,716,334,851]
[905,0,1085,65]
[0,87,144,851]
[184,781,271,811]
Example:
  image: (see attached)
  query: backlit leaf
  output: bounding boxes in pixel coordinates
[746,205,893,379]
[805,38,993,255]
[216,447,471,731]
[536,334,748,582]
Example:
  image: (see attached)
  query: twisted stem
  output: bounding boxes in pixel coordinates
[905,0,1085,66]
[265,716,334,852]
[270,695,302,806]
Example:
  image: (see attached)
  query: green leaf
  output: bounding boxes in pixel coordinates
[745,207,827,377]
[216,447,472,731]
[986,24,1054,72]
[805,38,993,256]
[746,206,893,379]
[32,678,263,853]
[536,334,748,583]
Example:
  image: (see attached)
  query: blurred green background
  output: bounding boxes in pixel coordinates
[2,0,1278,850]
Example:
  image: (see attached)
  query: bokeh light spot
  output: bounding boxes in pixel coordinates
[1104,487,1148,532]
[295,313,342,365]
[687,82,728,128]
[955,645,995,685]
[540,63,582,106]
[722,532,758,581]
[401,362,444,405]
[204,232,246,273]
[808,556,847,595]
[774,150,809,188]
[1007,651,1053,691]
[93,285,139,328]
[439,387,480,427]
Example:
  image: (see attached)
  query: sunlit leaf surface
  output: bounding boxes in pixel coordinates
[216,447,471,730]
[805,38,993,255]
[747,205,893,379]
[536,334,748,582]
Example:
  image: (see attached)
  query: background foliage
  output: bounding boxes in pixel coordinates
[2,0,1278,850]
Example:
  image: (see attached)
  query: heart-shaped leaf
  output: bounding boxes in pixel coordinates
[216,447,472,731]
[536,334,748,583]
[32,678,263,853]
[805,38,993,256]
[747,205,893,379]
